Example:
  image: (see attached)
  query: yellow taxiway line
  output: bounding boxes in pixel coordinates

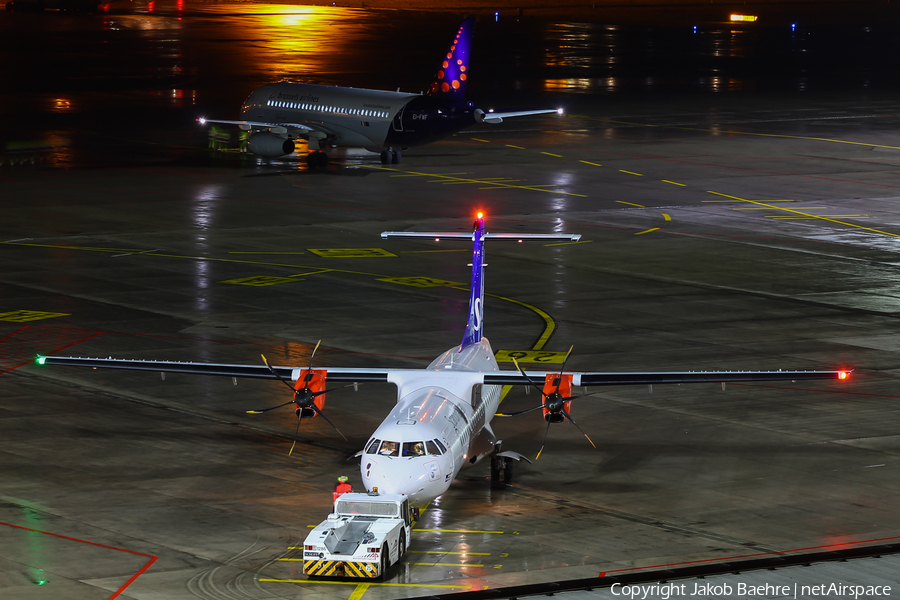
[364,166,587,197]
[706,191,899,237]
[570,114,900,151]
[259,579,474,589]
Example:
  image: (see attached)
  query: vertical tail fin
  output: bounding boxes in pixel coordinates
[460,213,485,350]
[380,215,580,352]
[427,18,474,104]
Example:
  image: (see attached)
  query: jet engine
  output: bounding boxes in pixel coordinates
[248,132,295,157]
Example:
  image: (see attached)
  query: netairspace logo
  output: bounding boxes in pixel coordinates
[610,582,893,599]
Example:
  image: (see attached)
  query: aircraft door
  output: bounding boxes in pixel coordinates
[392,105,405,131]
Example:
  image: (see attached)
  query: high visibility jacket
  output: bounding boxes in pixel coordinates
[333,482,352,502]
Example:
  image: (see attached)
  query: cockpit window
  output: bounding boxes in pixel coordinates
[365,439,381,454]
[402,442,426,457]
[379,441,400,456]
[426,440,442,455]
[434,439,447,454]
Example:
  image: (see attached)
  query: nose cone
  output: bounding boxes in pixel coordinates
[361,457,439,507]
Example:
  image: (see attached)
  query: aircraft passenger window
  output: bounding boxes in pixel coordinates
[402,442,426,457]
[425,440,441,455]
[434,439,447,454]
[379,441,399,457]
[365,438,381,454]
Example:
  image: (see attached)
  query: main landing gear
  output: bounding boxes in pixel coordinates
[380,149,401,164]
[306,151,328,168]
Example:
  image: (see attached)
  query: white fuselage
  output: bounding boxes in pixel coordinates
[359,337,502,507]
[241,82,419,150]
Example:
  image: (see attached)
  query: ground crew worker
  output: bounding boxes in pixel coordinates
[333,476,352,502]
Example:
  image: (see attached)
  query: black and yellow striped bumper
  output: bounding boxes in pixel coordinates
[304,559,379,578]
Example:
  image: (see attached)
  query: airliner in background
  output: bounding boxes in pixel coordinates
[40,214,850,509]
[198,18,562,167]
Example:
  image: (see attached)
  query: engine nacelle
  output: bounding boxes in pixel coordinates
[294,369,327,418]
[248,132,295,157]
[542,374,573,423]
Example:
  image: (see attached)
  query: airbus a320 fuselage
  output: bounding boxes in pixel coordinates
[200,19,560,166]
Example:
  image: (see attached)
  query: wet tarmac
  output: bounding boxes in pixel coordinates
[2,3,900,599]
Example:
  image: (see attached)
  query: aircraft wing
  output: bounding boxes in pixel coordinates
[37,356,393,383]
[38,355,847,386]
[484,369,849,386]
[476,108,561,124]
[199,118,315,132]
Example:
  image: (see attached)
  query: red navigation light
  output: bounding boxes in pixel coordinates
[838,371,849,380]
[477,211,484,219]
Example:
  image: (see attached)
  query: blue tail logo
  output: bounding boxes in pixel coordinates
[428,18,474,104]
[461,214,486,350]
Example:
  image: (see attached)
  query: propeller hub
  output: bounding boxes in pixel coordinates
[545,393,565,413]
[294,388,315,407]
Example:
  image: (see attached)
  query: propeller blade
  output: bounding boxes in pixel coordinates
[564,390,610,402]
[261,354,295,392]
[535,419,552,460]
[560,407,596,449]
[553,345,574,394]
[310,382,364,397]
[495,405,545,417]
[311,404,348,441]
[288,413,304,456]
[304,340,322,383]
[511,357,547,398]
[246,399,297,414]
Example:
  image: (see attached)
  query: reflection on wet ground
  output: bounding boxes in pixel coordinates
[1,2,899,168]
[2,3,899,111]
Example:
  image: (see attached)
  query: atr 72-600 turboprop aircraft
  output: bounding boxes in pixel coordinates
[198,19,560,167]
[40,215,850,508]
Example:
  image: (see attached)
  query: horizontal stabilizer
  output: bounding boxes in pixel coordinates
[381,231,580,242]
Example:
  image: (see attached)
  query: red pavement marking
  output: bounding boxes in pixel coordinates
[598,534,900,577]
[0,324,104,375]
[0,521,158,599]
